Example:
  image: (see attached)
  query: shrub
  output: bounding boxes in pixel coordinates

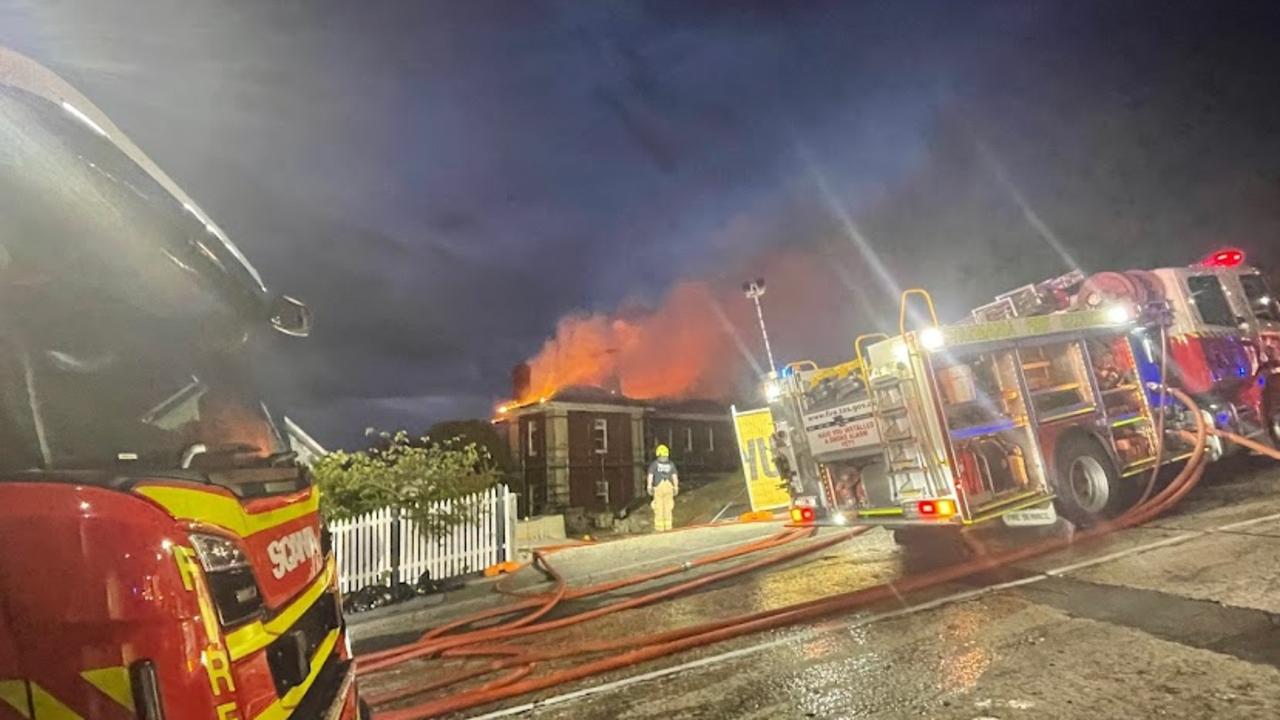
[311,430,498,538]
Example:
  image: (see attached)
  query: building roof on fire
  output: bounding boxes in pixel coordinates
[547,385,650,406]
[502,385,729,418]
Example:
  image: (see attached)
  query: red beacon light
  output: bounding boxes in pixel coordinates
[1203,248,1245,268]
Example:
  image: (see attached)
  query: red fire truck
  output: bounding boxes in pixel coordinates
[770,250,1279,540]
[0,48,365,719]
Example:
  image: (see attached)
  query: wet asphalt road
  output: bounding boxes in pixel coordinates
[357,456,1280,719]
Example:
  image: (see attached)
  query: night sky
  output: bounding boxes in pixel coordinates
[4,1,1279,448]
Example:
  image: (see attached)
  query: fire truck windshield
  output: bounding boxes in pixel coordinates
[1241,274,1279,323]
[0,82,290,474]
[0,331,286,472]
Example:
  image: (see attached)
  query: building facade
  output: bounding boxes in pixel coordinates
[499,387,738,515]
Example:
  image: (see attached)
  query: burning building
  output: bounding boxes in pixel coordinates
[496,384,739,516]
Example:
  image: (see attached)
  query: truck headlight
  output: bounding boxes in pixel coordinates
[189,533,263,626]
[189,533,250,572]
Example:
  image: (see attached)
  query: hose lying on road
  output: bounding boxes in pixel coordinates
[365,388,1270,719]
[357,525,829,674]
[364,517,797,664]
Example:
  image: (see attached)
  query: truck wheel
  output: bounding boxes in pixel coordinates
[1053,435,1124,526]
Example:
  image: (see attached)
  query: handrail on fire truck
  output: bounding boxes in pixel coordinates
[898,288,940,336]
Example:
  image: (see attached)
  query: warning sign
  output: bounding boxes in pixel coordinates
[730,407,791,512]
[802,399,880,456]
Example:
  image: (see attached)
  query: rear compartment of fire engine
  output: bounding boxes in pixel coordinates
[767,360,886,523]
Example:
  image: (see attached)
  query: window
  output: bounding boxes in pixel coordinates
[1187,275,1235,327]
[685,426,694,453]
[526,420,539,457]
[592,418,609,455]
[1240,274,1280,323]
[707,426,715,452]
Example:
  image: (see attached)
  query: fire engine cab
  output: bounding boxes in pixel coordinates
[0,48,365,719]
[770,250,1279,541]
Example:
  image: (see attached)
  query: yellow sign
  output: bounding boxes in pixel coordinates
[731,407,792,512]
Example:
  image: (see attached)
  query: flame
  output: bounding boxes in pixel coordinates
[522,281,742,402]
[519,249,898,405]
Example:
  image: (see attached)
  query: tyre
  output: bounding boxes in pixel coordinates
[1053,435,1126,526]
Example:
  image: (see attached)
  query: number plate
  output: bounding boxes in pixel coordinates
[1002,503,1058,527]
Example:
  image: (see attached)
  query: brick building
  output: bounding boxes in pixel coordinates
[497,386,738,515]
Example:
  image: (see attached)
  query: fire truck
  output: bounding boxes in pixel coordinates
[0,48,365,718]
[769,250,1280,541]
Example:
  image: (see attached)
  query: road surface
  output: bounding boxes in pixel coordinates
[356,456,1280,719]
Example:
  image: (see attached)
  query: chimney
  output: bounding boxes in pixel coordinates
[512,362,531,401]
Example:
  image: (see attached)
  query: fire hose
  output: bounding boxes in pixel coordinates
[358,526,854,676]
[362,388,1279,719]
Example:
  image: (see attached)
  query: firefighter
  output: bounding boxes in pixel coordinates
[647,444,679,532]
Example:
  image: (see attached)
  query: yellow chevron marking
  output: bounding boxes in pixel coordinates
[80,667,134,713]
[0,680,30,719]
[29,683,81,720]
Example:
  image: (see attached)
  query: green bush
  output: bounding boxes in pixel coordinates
[311,430,498,538]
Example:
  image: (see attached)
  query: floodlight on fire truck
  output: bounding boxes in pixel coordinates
[919,326,945,351]
[764,380,782,403]
[1104,304,1134,325]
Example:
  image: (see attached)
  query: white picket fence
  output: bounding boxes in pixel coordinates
[330,485,517,593]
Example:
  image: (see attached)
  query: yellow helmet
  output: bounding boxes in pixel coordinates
[655,444,670,458]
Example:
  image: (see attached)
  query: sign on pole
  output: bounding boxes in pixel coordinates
[731,406,791,512]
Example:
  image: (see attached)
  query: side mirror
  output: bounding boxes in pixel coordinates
[269,294,312,337]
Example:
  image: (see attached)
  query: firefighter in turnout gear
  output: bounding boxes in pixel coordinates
[647,444,680,532]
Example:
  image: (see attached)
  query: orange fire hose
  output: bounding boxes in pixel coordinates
[1214,428,1280,461]
[365,528,862,706]
[366,388,1263,718]
[366,524,799,663]
[358,527,823,673]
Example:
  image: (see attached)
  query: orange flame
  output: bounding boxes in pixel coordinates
[521,281,740,402]
[519,250,887,405]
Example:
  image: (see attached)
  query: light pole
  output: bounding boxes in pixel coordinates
[742,277,777,373]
